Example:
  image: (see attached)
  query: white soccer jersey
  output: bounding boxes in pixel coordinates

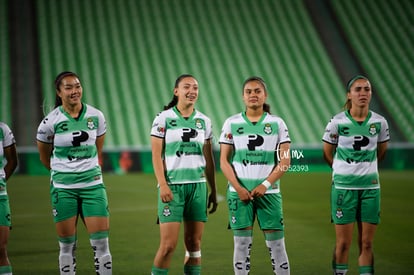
[150,107,213,185]
[219,112,291,193]
[0,122,16,196]
[36,104,106,188]
[322,110,390,189]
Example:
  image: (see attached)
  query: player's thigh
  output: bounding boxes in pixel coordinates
[50,186,79,223]
[256,193,284,230]
[227,190,254,229]
[80,184,110,218]
[183,183,208,222]
[360,189,380,224]
[158,184,185,223]
[331,186,358,224]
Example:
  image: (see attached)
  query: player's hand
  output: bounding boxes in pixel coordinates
[237,188,253,203]
[159,184,173,203]
[208,193,218,214]
[250,184,267,199]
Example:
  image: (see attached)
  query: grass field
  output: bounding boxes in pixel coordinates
[6,171,414,274]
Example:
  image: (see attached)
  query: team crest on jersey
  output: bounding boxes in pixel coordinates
[336,208,343,219]
[87,118,95,130]
[263,123,272,135]
[162,206,171,217]
[195,119,203,129]
[369,124,378,135]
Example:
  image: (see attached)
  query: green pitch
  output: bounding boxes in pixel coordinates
[7,171,414,274]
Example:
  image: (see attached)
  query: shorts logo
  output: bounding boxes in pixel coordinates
[162,206,171,217]
[336,208,343,219]
[52,209,58,217]
[231,215,236,224]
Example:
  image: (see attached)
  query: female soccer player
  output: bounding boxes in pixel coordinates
[0,121,17,275]
[219,76,291,275]
[36,71,112,274]
[322,75,389,275]
[150,74,217,275]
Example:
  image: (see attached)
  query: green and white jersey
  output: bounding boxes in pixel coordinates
[322,110,390,189]
[219,112,291,193]
[0,122,16,196]
[36,103,106,189]
[150,106,213,185]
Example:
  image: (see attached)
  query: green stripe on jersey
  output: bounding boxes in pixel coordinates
[166,167,206,184]
[333,172,380,189]
[52,166,102,184]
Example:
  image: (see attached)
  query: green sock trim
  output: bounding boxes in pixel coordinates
[0,265,12,274]
[184,264,201,275]
[58,235,76,243]
[264,230,284,241]
[90,230,109,240]
[151,265,168,275]
[359,265,374,274]
[233,229,252,237]
[334,263,348,270]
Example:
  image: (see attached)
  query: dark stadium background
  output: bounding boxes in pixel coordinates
[2,0,413,173]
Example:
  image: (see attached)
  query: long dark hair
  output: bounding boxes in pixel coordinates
[163,74,196,110]
[242,76,271,114]
[343,75,369,110]
[54,71,80,108]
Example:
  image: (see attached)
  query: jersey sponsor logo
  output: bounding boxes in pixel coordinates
[242,159,268,166]
[181,128,198,142]
[247,134,264,151]
[352,135,369,151]
[72,131,89,146]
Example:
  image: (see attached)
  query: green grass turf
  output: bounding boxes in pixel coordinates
[7,171,414,274]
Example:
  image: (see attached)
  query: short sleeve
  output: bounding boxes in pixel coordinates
[150,112,166,138]
[322,118,338,145]
[36,115,55,144]
[278,119,291,143]
[97,110,107,137]
[379,118,390,143]
[219,118,233,145]
[0,123,15,147]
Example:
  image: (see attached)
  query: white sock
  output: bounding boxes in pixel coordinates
[233,235,252,275]
[59,241,76,275]
[90,237,112,275]
[265,238,290,275]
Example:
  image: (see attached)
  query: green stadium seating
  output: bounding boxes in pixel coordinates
[331,0,414,142]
